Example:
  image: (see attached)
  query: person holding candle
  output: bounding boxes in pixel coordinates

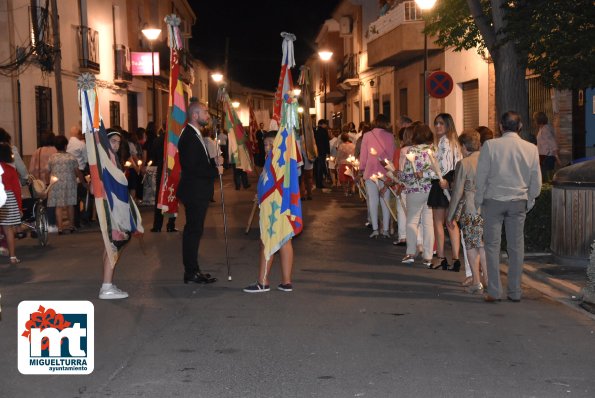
[359,114,396,238]
[428,113,463,271]
[399,123,437,266]
[337,133,356,196]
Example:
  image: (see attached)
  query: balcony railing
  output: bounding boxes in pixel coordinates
[337,53,358,82]
[77,25,100,73]
[114,44,132,84]
[366,1,423,42]
[29,6,55,72]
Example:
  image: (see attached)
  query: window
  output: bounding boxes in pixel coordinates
[35,86,52,147]
[127,94,137,134]
[382,94,391,120]
[462,80,479,130]
[109,101,120,128]
[399,88,408,117]
[364,105,370,123]
[373,97,380,118]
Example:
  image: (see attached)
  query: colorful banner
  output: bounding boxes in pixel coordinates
[222,88,253,172]
[78,73,143,268]
[157,14,186,214]
[272,32,296,125]
[258,33,303,261]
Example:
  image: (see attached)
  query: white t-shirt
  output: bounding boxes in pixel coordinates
[66,137,88,170]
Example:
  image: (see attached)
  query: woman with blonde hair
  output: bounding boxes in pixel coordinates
[428,113,463,271]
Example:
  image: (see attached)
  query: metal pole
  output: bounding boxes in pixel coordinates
[323,63,327,121]
[423,30,429,125]
[151,42,156,123]
[215,132,232,281]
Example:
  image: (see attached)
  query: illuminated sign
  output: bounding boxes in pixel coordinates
[131,52,159,76]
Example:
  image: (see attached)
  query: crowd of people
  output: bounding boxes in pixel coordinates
[0,107,546,302]
[297,110,542,302]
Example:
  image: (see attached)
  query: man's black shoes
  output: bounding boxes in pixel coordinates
[184,273,217,284]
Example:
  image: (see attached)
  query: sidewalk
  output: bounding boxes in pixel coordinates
[500,252,594,318]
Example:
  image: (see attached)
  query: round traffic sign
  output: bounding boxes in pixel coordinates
[426,71,454,99]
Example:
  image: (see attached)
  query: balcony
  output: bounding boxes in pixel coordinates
[178,49,195,85]
[366,1,440,67]
[29,6,55,72]
[77,25,100,73]
[114,44,132,85]
[337,53,359,89]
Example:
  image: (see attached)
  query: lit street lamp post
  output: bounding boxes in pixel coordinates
[211,72,224,126]
[415,0,436,125]
[318,50,333,122]
[142,27,161,123]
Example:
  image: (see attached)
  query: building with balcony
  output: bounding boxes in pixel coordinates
[308,0,492,134]
[310,0,584,165]
[0,0,197,159]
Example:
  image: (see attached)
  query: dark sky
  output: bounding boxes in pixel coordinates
[190,0,341,91]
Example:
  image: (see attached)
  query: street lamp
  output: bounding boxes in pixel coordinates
[318,50,333,122]
[142,26,161,123]
[415,0,436,125]
[211,72,225,135]
[211,72,223,84]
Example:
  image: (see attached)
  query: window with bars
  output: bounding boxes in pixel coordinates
[109,101,120,128]
[35,86,52,147]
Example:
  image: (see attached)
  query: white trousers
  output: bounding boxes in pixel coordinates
[406,191,434,260]
[365,178,390,233]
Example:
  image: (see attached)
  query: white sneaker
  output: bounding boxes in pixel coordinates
[99,284,128,300]
[48,225,58,233]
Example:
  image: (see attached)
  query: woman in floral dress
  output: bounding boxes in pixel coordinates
[48,136,86,234]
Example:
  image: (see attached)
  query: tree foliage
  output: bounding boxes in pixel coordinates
[424,0,595,89]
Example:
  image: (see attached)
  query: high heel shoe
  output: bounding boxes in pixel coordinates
[466,282,483,294]
[449,259,461,272]
[431,257,447,270]
[369,230,379,238]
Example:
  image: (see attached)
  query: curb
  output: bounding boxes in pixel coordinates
[499,263,595,321]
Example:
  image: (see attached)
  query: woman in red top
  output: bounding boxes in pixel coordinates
[0,143,23,264]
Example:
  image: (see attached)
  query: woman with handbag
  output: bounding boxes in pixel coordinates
[428,113,463,271]
[29,132,57,232]
[0,143,23,264]
[48,136,86,234]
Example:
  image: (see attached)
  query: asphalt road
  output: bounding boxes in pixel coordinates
[1,173,594,397]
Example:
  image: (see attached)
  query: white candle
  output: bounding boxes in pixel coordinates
[405,153,416,172]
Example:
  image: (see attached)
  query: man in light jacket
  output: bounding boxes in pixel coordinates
[475,111,542,303]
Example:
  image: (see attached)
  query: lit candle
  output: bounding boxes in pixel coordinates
[405,153,416,172]
[147,160,153,167]
[124,161,132,167]
[137,160,143,166]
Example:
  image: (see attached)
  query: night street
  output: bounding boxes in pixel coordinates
[1,173,594,397]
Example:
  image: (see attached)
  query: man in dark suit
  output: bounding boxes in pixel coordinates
[313,119,330,189]
[176,101,221,284]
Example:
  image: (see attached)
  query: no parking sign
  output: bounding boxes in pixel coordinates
[426,71,453,99]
